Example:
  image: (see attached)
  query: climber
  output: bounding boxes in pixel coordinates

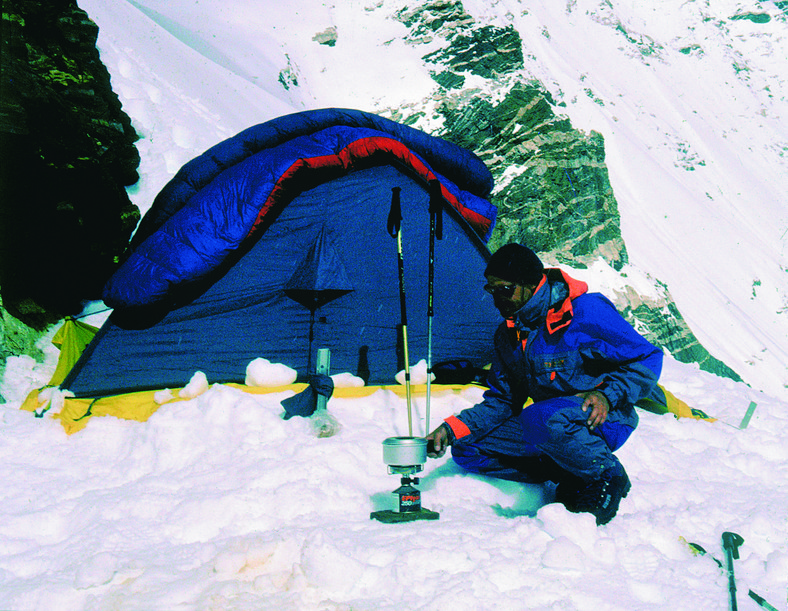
[426,243,663,525]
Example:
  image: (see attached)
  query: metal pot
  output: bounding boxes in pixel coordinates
[382,436,428,467]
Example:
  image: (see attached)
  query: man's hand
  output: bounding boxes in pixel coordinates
[578,390,610,431]
[426,423,450,458]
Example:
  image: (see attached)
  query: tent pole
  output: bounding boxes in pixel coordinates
[388,187,413,436]
[307,309,316,375]
[399,237,413,438]
[426,230,433,434]
[426,180,444,434]
[426,316,432,433]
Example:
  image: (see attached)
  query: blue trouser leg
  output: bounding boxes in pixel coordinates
[450,416,548,483]
[451,395,636,482]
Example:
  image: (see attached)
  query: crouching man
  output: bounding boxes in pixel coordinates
[427,243,663,525]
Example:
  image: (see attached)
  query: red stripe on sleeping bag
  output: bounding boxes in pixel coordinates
[245,136,492,239]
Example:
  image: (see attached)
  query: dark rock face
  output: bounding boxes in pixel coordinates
[439,84,628,271]
[0,0,140,334]
[392,1,741,382]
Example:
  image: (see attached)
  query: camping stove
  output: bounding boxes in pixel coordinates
[370,437,439,523]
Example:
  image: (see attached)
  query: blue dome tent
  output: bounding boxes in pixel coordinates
[61,108,501,398]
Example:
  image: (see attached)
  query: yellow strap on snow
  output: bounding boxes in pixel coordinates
[20,387,169,435]
[636,384,716,422]
[225,382,477,398]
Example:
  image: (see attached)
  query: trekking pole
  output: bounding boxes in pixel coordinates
[387,187,413,436]
[682,537,779,611]
[426,179,443,433]
[722,531,745,611]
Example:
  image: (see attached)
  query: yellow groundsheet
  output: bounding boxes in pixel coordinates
[19,383,476,435]
[20,381,707,436]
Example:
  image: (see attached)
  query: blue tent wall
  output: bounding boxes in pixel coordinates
[62,165,500,397]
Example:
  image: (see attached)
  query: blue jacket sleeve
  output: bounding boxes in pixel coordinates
[443,327,520,444]
[577,296,663,410]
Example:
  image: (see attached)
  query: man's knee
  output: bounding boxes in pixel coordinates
[450,442,487,474]
[519,396,586,444]
[521,396,637,452]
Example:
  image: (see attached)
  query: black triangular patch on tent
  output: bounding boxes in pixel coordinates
[284,226,354,311]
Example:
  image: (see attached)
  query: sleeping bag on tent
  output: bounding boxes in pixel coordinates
[62,108,502,397]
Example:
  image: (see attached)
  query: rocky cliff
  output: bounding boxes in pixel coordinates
[0,0,140,324]
[0,0,140,371]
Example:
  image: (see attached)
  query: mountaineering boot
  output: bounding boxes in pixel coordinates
[554,457,631,525]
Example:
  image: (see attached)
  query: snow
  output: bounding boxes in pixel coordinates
[245,358,298,388]
[2,1,788,609]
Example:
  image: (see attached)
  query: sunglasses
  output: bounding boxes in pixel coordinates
[483,283,516,298]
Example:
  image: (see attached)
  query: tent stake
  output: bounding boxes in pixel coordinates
[388,187,413,436]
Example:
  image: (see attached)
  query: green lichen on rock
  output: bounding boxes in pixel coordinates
[431,69,465,89]
[438,82,628,270]
[614,23,663,59]
[396,0,522,84]
[395,0,473,36]
[613,283,743,382]
[679,44,703,56]
[730,12,771,24]
[423,24,524,78]
[312,26,338,47]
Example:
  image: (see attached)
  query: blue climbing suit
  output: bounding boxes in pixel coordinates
[444,269,663,483]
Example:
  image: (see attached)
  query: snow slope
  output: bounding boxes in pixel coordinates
[502,0,788,400]
[1,1,787,609]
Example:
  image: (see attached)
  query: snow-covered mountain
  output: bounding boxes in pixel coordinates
[1,2,787,610]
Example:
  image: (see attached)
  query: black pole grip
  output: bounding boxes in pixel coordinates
[387,187,402,238]
[722,532,744,559]
[428,179,443,240]
[722,532,744,611]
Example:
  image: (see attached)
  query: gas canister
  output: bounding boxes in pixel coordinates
[393,477,421,513]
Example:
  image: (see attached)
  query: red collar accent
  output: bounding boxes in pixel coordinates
[545,269,588,334]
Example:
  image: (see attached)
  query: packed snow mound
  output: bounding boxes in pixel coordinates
[245,358,298,387]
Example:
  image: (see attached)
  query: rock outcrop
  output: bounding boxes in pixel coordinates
[1,0,140,377]
[391,0,741,382]
[0,0,140,331]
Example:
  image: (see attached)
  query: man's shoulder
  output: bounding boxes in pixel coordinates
[571,291,620,318]
[493,319,512,338]
[572,290,614,306]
